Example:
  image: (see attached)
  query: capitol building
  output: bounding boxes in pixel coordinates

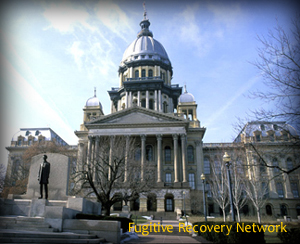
[5,11,300,220]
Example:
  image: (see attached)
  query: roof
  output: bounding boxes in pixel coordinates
[12,128,68,146]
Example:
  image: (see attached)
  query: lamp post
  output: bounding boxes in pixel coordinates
[201,173,207,222]
[223,152,236,222]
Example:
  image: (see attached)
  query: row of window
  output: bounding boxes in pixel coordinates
[165,172,196,189]
[134,145,195,163]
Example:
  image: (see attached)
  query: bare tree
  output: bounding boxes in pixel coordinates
[249,15,300,130]
[209,155,229,222]
[230,153,248,222]
[0,163,6,193]
[73,136,156,216]
[244,160,269,224]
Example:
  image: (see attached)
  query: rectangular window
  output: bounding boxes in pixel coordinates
[188,173,195,190]
[291,182,299,198]
[204,158,210,174]
[206,183,211,197]
[276,182,284,198]
[165,173,172,183]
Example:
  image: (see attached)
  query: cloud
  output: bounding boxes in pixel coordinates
[68,41,84,69]
[42,0,93,33]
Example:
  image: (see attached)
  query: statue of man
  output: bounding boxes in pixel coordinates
[38,155,50,199]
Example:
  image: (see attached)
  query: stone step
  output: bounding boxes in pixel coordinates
[0,230,105,244]
[0,237,104,243]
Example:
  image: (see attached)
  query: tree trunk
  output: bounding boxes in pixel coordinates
[236,208,241,222]
[222,208,226,222]
[257,208,261,224]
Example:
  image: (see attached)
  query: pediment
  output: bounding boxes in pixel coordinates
[88,107,186,125]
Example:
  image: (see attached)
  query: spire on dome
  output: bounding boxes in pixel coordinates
[143,1,147,20]
[184,84,187,93]
[94,87,96,97]
[137,2,153,38]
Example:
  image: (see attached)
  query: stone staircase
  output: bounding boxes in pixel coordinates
[0,230,106,243]
[0,217,109,243]
[0,216,54,232]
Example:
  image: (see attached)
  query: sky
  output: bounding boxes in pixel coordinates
[0,0,299,167]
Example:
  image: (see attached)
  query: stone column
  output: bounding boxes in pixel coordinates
[146,90,149,109]
[158,90,162,112]
[195,140,203,190]
[181,134,187,183]
[141,134,146,181]
[93,136,100,182]
[124,135,130,182]
[76,141,84,171]
[87,136,93,166]
[156,134,162,183]
[282,159,293,198]
[108,136,114,181]
[125,91,128,109]
[173,134,179,183]
[154,90,158,111]
[129,91,132,108]
[267,160,278,198]
[137,91,141,107]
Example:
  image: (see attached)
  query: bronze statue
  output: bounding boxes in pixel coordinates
[38,155,50,199]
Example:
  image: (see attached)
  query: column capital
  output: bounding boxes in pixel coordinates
[195,140,202,147]
[140,134,146,141]
[172,134,179,140]
[180,134,186,140]
[156,134,162,140]
[88,135,93,141]
[95,135,100,142]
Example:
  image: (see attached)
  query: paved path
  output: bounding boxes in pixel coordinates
[126,234,202,243]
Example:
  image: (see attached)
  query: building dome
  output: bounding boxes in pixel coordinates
[178,85,195,103]
[119,16,171,69]
[86,88,103,110]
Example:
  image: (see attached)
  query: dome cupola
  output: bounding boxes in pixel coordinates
[86,88,103,110]
[178,85,195,103]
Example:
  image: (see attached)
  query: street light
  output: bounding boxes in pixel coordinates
[201,173,207,222]
[223,152,236,222]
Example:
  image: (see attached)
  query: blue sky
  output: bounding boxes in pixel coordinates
[0,0,298,166]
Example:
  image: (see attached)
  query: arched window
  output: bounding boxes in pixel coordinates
[146,145,153,161]
[204,157,210,174]
[266,204,273,216]
[148,69,153,77]
[147,194,157,211]
[165,146,171,163]
[142,69,146,78]
[280,204,288,216]
[135,70,139,78]
[187,145,194,163]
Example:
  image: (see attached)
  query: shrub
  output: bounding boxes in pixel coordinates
[193,222,265,244]
[278,228,300,244]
